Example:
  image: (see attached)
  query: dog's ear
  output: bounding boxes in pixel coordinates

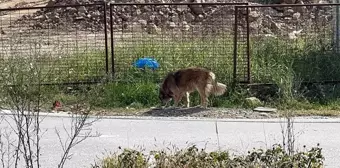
[168,90,173,96]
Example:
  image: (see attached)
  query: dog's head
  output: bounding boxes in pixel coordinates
[159,73,175,105]
[159,87,173,105]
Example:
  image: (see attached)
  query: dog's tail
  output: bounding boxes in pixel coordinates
[207,72,227,96]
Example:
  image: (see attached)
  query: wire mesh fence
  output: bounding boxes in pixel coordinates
[237,3,340,84]
[109,2,248,84]
[0,3,108,85]
[234,5,251,83]
[2,2,339,86]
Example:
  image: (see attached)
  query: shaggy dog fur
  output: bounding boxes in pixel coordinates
[159,67,227,108]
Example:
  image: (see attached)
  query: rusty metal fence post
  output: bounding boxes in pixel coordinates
[103,2,109,75]
[246,5,251,84]
[109,3,115,79]
[233,6,239,84]
[233,4,250,84]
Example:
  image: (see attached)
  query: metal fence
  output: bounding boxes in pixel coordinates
[236,3,340,84]
[109,2,248,83]
[0,3,109,85]
[1,2,340,85]
[0,2,248,85]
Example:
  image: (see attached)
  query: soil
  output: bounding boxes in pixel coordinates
[88,107,281,119]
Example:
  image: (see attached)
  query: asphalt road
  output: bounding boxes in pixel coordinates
[0,112,339,168]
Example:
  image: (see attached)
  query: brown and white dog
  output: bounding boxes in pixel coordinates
[159,67,227,108]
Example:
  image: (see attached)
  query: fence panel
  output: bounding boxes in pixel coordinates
[234,5,250,83]
[0,3,108,85]
[238,3,340,84]
[109,2,248,84]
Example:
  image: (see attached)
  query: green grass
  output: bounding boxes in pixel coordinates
[112,34,235,84]
[2,31,340,114]
[0,49,107,84]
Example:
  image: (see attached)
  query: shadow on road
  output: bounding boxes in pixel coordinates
[142,107,209,117]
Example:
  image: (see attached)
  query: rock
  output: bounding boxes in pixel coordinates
[253,107,277,113]
[46,0,56,7]
[197,14,204,19]
[149,14,156,22]
[92,10,102,18]
[292,12,301,20]
[138,19,147,26]
[147,23,161,34]
[288,29,303,39]
[135,9,142,16]
[293,1,307,14]
[269,20,282,33]
[189,3,204,15]
[34,15,44,20]
[177,5,187,13]
[250,17,262,31]
[249,11,260,22]
[245,97,262,107]
[318,0,328,4]
[14,0,334,35]
[52,13,60,19]
[182,21,190,31]
[78,6,87,14]
[168,21,176,28]
[75,16,84,20]
[170,15,179,22]
[182,24,190,31]
[284,8,294,16]
[185,13,195,22]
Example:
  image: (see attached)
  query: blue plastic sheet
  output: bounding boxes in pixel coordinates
[133,57,160,70]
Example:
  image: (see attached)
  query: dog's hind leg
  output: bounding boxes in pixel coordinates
[183,92,190,108]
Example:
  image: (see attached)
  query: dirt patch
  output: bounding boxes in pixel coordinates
[91,107,280,119]
[0,0,49,19]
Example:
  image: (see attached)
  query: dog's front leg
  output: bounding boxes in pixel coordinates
[171,94,183,109]
[173,95,180,107]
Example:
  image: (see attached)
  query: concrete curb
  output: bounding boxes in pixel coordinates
[1,110,340,123]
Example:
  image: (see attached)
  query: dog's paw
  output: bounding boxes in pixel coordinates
[194,105,209,109]
[192,105,202,108]
[168,106,180,110]
[151,106,164,110]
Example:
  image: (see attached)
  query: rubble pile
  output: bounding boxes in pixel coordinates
[14,0,335,36]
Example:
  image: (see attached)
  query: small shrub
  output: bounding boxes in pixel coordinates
[100,149,149,168]
[92,144,324,168]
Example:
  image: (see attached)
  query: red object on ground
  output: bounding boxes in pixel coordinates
[52,100,62,110]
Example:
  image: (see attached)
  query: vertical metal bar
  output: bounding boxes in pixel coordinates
[246,5,251,84]
[335,1,339,53]
[103,2,109,75]
[110,4,115,79]
[233,6,238,83]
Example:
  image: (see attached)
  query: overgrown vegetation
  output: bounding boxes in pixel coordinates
[0,30,329,168]
[0,50,100,167]
[87,33,340,112]
[91,115,324,168]
[92,144,324,168]
[2,31,340,113]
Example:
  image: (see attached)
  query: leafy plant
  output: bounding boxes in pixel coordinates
[92,144,324,168]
